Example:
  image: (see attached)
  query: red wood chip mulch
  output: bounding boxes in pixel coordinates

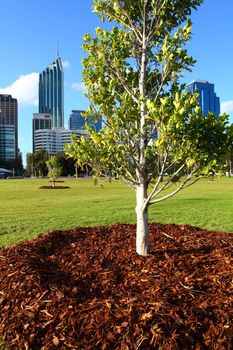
[0,223,232,349]
[39,186,70,189]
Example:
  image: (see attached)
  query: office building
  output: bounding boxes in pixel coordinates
[186,80,220,116]
[0,94,18,162]
[69,110,102,132]
[32,113,52,152]
[34,127,85,154]
[39,57,64,128]
[0,125,16,161]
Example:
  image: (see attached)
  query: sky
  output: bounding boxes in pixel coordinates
[0,0,233,165]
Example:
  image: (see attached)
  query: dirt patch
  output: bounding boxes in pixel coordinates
[49,180,65,183]
[0,223,232,349]
[39,186,70,189]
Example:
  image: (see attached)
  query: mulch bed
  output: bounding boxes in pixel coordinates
[0,223,232,349]
[49,181,65,183]
[39,186,70,189]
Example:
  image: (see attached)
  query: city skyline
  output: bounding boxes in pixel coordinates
[0,0,233,164]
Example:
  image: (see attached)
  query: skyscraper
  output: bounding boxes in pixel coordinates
[39,57,64,128]
[32,113,52,153]
[33,128,84,154]
[186,80,220,116]
[0,94,18,162]
[0,125,16,161]
[69,110,102,132]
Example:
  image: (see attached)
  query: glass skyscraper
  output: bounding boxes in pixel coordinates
[69,110,102,132]
[39,57,64,128]
[186,80,220,116]
[0,94,18,162]
[0,125,16,161]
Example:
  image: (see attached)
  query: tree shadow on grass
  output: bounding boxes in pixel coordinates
[0,231,15,236]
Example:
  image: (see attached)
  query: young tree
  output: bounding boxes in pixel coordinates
[46,155,62,188]
[66,0,228,256]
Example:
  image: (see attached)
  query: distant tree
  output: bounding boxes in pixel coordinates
[46,155,62,188]
[56,152,77,176]
[34,149,49,177]
[226,123,233,177]
[25,153,33,177]
[66,0,228,256]
[26,149,49,177]
[26,150,79,178]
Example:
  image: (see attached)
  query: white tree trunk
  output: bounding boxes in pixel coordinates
[135,9,149,256]
[136,184,149,256]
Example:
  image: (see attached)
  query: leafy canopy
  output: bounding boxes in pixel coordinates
[66,0,228,202]
[46,156,62,185]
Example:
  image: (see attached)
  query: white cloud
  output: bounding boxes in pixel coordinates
[221,100,233,114]
[62,60,70,69]
[71,82,85,91]
[0,73,39,107]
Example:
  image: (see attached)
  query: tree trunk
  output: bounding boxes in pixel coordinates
[136,184,149,256]
[136,8,148,256]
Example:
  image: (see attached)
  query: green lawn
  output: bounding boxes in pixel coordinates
[0,177,233,247]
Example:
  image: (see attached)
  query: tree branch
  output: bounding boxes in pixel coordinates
[149,163,186,201]
[124,12,143,44]
[109,67,139,104]
[148,171,197,205]
[121,171,139,189]
[146,152,168,205]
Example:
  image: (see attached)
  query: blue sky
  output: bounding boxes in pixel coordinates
[0,0,233,164]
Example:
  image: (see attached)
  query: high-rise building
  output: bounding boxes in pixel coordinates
[34,58,97,156]
[69,110,102,132]
[34,127,85,154]
[32,113,52,152]
[39,57,64,128]
[186,80,220,116]
[0,94,18,162]
[0,125,16,161]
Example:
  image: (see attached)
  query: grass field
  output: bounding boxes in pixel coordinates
[0,177,233,247]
